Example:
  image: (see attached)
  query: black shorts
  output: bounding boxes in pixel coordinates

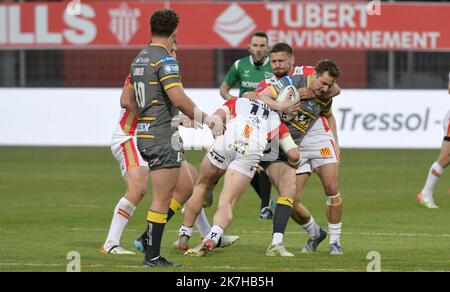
[139,138,184,171]
[260,151,290,170]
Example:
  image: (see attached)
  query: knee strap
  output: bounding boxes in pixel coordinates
[326,193,342,206]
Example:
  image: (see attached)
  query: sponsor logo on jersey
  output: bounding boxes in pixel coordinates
[137,123,150,133]
[163,64,179,74]
[264,72,274,79]
[133,67,144,76]
[241,81,259,89]
[160,57,176,63]
[135,57,150,64]
[109,3,141,45]
[242,124,254,138]
[273,76,293,93]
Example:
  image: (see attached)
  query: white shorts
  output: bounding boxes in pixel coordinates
[444,111,450,140]
[207,135,262,178]
[111,136,147,176]
[296,122,339,174]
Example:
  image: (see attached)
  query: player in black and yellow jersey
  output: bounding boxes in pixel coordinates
[258,60,342,256]
[129,9,221,268]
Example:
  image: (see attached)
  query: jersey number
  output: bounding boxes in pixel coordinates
[250,103,270,119]
[133,82,145,108]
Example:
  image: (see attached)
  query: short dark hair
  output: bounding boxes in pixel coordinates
[315,59,340,79]
[270,43,293,56]
[150,9,179,37]
[249,31,268,43]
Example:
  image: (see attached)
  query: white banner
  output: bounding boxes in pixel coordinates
[0,88,448,148]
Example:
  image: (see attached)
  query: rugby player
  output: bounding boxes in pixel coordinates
[417,73,450,208]
[130,9,222,268]
[257,58,344,255]
[220,31,276,220]
[180,97,301,257]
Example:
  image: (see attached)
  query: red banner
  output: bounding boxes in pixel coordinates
[0,1,449,51]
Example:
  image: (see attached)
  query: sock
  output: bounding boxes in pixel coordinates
[272,232,284,245]
[195,208,211,238]
[178,224,193,237]
[258,172,272,209]
[421,161,444,198]
[167,198,182,222]
[272,196,293,243]
[145,211,167,260]
[301,216,321,240]
[104,197,136,247]
[250,173,261,199]
[205,225,224,246]
[328,222,342,245]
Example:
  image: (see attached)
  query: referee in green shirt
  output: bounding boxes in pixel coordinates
[219,31,275,220]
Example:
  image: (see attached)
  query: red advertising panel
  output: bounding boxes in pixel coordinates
[0,1,449,50]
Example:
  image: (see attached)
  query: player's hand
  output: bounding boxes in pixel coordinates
[177,114,195,128]
[279,98,301,115]
[256,165,264,172]
[205,115,225,138]
[298,87,315,100]
[242,92,258,99]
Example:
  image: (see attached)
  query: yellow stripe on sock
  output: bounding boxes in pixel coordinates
[147,211,167,223]
[276,196,294,207]
[169,198,182,213]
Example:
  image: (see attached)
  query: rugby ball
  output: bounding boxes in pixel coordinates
[276,85,300,103]
[276,85,299,122]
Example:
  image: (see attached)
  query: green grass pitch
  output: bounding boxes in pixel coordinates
[0,147,449,272]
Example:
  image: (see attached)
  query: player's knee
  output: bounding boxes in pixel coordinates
[138,184,147,198]
[323,181,339,197]
[127,181,147,202]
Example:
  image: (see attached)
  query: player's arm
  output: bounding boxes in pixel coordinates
[242,91,258,99]
[278,123,301,168]
[219,82,236,101]
[323,109,340,160]
[325,83,341,99]
[267,122,300,168]
[281,135,300,168]
[206,98,238,136]
[120,86,138,114]
[258,83,300,114]
[157,59,221,133]
[299,83,341,99]
[120,74,138,114]
[166,87,214,126]
[242,80,266,99]
[220,61,239,100]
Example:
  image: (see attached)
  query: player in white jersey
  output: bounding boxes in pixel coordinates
[417,74,450,208]
[180,97,300,256]
[101,74,149,255]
